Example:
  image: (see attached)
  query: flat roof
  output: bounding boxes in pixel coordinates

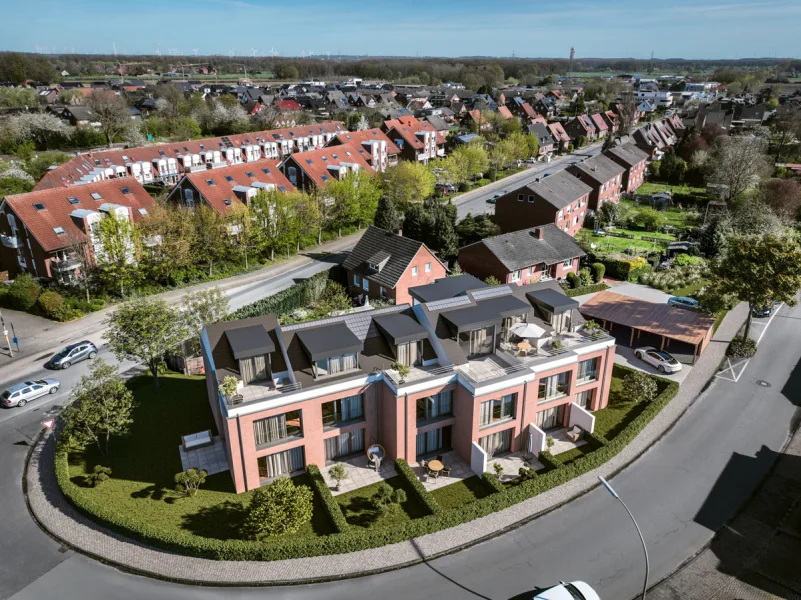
[296,322,364,361]
[409,274,487,303]
[373,313,428,345]
[579,291,716,346]
[225,324,276,360]
[443,295,531,333]
[527,288,580,313]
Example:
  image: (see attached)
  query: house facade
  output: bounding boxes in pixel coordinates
[381,116,445,165]
[566,154,626,211]
[564,114,597,143]
[279,145,374,191]
[325,129,400,172]
[604,144,649,194]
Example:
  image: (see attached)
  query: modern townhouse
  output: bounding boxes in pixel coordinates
[634,89,673,108]
[200,276,616,493]
[381,116,445,164]
[278,144,374,191]
[457,224,585,285]
[342,226,448,306]
[324,129,400,172]
[566,154,626,211]
[493,170,593,236]
[0,178,154,281]
[604,144,649,194]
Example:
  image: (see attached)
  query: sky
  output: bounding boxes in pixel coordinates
[1,0,799,60]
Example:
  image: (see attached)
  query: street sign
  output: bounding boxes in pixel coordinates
[41,419,55,430]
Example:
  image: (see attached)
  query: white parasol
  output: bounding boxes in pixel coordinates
[510,322,546,339]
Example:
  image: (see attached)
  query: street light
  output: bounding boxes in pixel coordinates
[598,476,649,600]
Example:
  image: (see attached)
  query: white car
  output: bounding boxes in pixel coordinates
[525,157,538,163]
[531,581,600,599]
[2,379,61,408]
[634,346,682,373]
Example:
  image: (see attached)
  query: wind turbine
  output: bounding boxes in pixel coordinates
[269,47,278,57]
[193,48,199,57]
[229,48,234,58]
[326,51,331,60]
[113,42,117,57]
[250,48,258,57]
[301,50,307,58]
[156,44,161,57]
[307,50,314,59]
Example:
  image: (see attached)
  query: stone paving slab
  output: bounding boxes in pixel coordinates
[24,304,749,585]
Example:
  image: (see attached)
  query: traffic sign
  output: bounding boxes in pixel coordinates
[41,419,55,430]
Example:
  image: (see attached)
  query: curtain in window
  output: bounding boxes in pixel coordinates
[348,395,363,420]
[327,357,341,375]
[537,407,558,430]
[240,358,254,384]
[342,353,357,370]
[351,428,364,453]
[260,447,303,479]
[253,414,288,446]
[398,343,409,366]
[438,391,452,416]
[324,437,338,461]
[470,327,491,355]
[479,400,493,426]
[478,428,512,456]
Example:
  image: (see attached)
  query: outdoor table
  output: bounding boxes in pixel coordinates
[517,341,532,355]
[427,459,444,477]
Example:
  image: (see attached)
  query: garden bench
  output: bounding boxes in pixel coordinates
[182,430,213,451]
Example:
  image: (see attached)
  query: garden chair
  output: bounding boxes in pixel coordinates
[442,467,451,477]
[566,425,582,442]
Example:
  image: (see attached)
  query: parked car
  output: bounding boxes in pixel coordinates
[667,296,699,311]
[635,346,683,373]
[751,303,775,318]
[525,157,537,164]
[2,379,61,408]
[487,192,504,204]
[529,581,600,600]
[48,340,98,369]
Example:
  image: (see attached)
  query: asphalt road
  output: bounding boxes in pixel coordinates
[2,300,797,599]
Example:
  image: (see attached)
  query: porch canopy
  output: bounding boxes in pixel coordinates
[579,290,716,363]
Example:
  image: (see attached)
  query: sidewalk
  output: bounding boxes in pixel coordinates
[23,304,749,585]
[0,231,362,373]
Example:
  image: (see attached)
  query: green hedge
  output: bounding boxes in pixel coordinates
[394,458,441,515]
[55,379,679,561]
[229,270,331,320]
[537,451,562,471]
[565,283,610,297]
[585,430,609,447]
[306,464,349,534]
[590,255,653,282]
[482,472,506,493]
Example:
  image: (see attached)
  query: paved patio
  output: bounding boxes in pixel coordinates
[411,450,473,491]
[178,436,229,476]
[489,452,543,482]
[547,428,588,455]
[321,453,398,496]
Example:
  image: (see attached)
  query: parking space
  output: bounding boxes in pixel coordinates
[608,282,673,304]
[614,344,692,384]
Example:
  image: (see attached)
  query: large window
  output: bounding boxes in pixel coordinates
[416,426,452,456]
[253,410,302,447]
[478,427,512,457]
[397,340,423,367]
[239,354,269,385]
[416,390,453,423]
[314,353,358,378]
[479,393,516,427]
[575,388,594,409]
[577,357,599,384]
[538,372,569,402]
[322,395,364,428]
[536,405,565,430]
[258,446,304,480]
[324,428,365,462]
[501,315,525,343]
[468,326,494,357]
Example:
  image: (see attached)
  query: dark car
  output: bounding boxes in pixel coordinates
[48,341,98,369]
[752,304,775,318]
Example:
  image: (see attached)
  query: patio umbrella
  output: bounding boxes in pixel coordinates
[510,322,546,339]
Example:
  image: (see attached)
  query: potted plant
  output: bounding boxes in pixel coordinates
[328,463,348,491]
[391,361,410,383]
[219,376,241,403]
[545,436,555,453]
[550,339,563,351]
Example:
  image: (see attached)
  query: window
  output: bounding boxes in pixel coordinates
[478,427,512,457]
[577,357,598,384]
[416,391,453,422]
[225,175,234,182]
[206,179,216,187]
[353,273,360,286]
[314,353,358,378]
[223,199,232,206]
[246,171,255,178]
[467,325,494,357]
[324,428,365,462]
[557,210,563,220]
[53,227,65,235]
[538,372,570,402]
[322,395,364,428]
[67,197,79,205]
[33,203,46,211]
[412,266,418,277]
[517,193,524,201]
[258,447,304,480]
[138,208,148,216]
[563,258,572,268]
[510,269,521,282]
[253,410,302,447]
[575,388,594,409]
[321,175,329,182]
[261,168,271,174]
[479,394,516,427]
[536,404,565,430]
[397,340,423,367]
[362,278,369,292]
[90,192,102,201]
[120,187,131,195]
[528,195,535,203]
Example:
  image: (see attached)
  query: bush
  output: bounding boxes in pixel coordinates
[622,370,659,401]
[482,472,506,493]
[564,283,609,297]
[8,273,41,311]
[394,458,441,515]
[37,290,65,319]
[578,267,593,287]
[85,465,112,487]
[306,465,348,533]
[174,468,207,498]
[727,335,757,358]
[590,255,652,282]
[242,476,314,539]
[591,262,606,283]
[566,271,578,289]
[538,451,562,471]
[673,254,703,267]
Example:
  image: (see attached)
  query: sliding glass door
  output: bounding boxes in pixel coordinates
[257,446,305,481]
[415,426,452,457]
[478,428,512,457]
[324,428,365,463]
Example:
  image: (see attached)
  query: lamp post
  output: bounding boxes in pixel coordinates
[598,476,649,600]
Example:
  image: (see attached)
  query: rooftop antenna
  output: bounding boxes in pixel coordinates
[568,46,575,81]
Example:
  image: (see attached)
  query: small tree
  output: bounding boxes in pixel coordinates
[493,462,504,478]
[622,370,658,403]
[183,287,230,342]
[485,275,501,286]
[243,477,313,538]
[545,435,555,452]
[373,196,401,233]
[578,267,593,287]
[591,263,606,283]
[174,468,208,497]
[8,273,41,311]
[86,465,112,487]
[219,375,240,399]
[370,482,406,512]
[94,209,139,297]
[328,463,348,490]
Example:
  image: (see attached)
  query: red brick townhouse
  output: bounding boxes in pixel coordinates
[165,159,294,216]
[201,277,616,492]
[566,154,626,211]
[342,226,447,306]
[589,113,609,139]
[604,144,650,194]
[33,122,347,191]
[547,122,571,153]
[458,224,585,285]
[564,114,597,143]
[0,178,155,282]
[278,144,374,192]
[324,129,400,173]
[493,170,593,236]
[381,116,445,164]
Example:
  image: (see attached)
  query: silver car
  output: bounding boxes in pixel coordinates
[2,379,61,408]
[48,340,98,369]
[634,346,683,373]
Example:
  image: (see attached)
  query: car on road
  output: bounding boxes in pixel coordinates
[48,340,98,369]
[487,192,504,204]
[667,296,699,311]
[2,379,61,408]
[525,157,537,164]
[634,346,683,373]
[543,172,552,177]
[530,581,600,599]
[752,303,776,318]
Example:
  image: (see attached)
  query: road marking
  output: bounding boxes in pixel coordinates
[715,304,783,383]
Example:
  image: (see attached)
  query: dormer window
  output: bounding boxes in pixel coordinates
[314,353,357,377]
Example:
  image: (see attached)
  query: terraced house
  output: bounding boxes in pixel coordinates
[201,277,615,493]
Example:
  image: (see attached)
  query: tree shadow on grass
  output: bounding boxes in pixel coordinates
[130,484,171,502]
[180,500,249,540]
[341,496,382,528]
[70,475,92,489]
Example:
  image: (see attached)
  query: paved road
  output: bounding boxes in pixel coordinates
[3,300,798,598]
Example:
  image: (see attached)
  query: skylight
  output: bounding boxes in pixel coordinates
[67,197,79,205]
[225,176,234,182]
[246,171,255,178]
[33,203,46,211]
[261,168,271,174]
[138,208,148,216]
[53,226,65,235]
[91,192,102,200]
[120,187,131,195]
[206,179,216,186]
[223,199,232,205]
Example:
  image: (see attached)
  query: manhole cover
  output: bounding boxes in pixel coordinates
[756,380,772,388]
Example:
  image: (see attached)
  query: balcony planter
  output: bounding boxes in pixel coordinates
[391,361,410,384]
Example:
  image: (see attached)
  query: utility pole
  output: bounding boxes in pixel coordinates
[568,47,575,81]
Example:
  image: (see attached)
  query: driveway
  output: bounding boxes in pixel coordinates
[615,344,691,384]
[608,281,673,304]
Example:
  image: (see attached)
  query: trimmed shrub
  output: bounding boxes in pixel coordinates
[622,370,659,402]
[565,283,609,297]
[242,476,314,539]
[394,458,442,515]
[37,290,65,319]
[578,267,593,287]
[585,431,609,447]
[566,271,578,289]
[590,255,652,282]
[538,451,562,472]
[727,335,757,358]
[591,262,606,283]
[306,464,348,533]
[482,472,506,493]
[8,273,41,311]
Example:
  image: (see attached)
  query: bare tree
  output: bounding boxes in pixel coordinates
[707,136,771,202]
[64,229,95,303]
[614,90,638,139]
[771,109,801,162]
[86,90,131,148]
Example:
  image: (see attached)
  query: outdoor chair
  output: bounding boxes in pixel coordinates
[420,459,427,469]
[442,467,451,477]
[566,425,583,442]
[436,455,444,462]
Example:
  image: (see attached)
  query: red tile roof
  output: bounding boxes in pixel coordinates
[589,113,609,131]
[181,160,294,216]
[331,129,400,156]
[497,106,514,120]
[4,178,155,252]
[274,99,302,111]
[383,116,447,149]
[521,102,536,119]
[547,122,570,143]
[283,145,374,188]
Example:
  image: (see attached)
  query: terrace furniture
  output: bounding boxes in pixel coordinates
[517,341,532,356]
[566,425,583,442]
[441,467,451,477]
[182,430,213,451]
[436,454,444,462]
[428,459,444,479]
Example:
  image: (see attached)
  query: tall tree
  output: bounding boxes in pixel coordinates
[104,297,189,390]
[614,90,638,139]
[86,90,131,148]
[192,204,229,277]
[759,178,801,220]
[374,196,401,233]
[707,136,771,202]
[94,210,139,296]
[231,205,262,269]
[771,109,801,162]
[381,161,436,208]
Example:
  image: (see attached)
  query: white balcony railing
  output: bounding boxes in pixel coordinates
[1,234,21,249]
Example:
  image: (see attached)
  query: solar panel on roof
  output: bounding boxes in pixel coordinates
[471,287,512,300]
[425,296,472,311]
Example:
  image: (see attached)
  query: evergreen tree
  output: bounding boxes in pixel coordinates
[374,196,401,233]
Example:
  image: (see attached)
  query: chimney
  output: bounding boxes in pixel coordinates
[535,227,544,239]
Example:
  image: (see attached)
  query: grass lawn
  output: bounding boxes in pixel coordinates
[578,228,674,253]
[66,373,333,542]
[592,366,670,441]
[336,476,429,529]
[552,436,604,466]
[671,279,709,298]
[429,476,495,510]
[637,182,706,197]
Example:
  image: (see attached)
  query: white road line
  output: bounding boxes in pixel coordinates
[715,303,783,383]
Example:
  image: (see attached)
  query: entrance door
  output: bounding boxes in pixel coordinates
[536,405,566,430]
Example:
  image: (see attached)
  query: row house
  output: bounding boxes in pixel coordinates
[589,113,609,139]
[566,154,626,211]
[201,277,616,492]
[34,122,347,192]
[458,225,585,285]
[526,122,556,158]
[0,178,155,282]
[324,129,400,173]
[382,116,445,165]
[165,160,294,216]
[533,97,557,119]
[342,226,448,306]
[564,114,597,143]
[278,145,374,191]
[604,144,649,194]
[547,122,571,153]
[509,97,538,120]
[493,170,593,236]
[601,110,619,133]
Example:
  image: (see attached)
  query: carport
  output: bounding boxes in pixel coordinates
[579,291,716,364]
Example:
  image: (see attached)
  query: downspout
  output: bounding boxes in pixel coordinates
[236,415,249,492]
[520,381,529,454]
[599,346,612,411]
[404,393,409,460]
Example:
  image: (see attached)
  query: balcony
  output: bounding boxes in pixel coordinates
[51,254,81,272]
[384,364,454,387]
[222,379,302,408]
[457,354,530,383]
[184,164,208,173]
[1,234,21,249]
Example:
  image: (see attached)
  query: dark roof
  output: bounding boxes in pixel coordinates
[296,322,364,361]
[342,226,431,289]
[527,288,580,313]
[225,325,275,360]
[568,154,626,185]
[472,224,586,271]
[525,170,593,210]
[408,274,487,303]
[442,295,531,333]
[374,313,428,345]
[527,122,555,146]
[203,315,286,382]
[605,144,649,168]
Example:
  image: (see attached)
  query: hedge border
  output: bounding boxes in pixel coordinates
[565,283,610,298]
[537,451,562,471]
[54,376,678,562]
[482,472,506,493]
[394,458,442,515]
[306,464,348,534]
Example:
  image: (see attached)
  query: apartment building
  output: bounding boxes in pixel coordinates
[381,116,445,164]
[566,155,626,211]
[324,129,400,173]
[604,144,650,194]
[201,277,616,493]
[278,145,374,191]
